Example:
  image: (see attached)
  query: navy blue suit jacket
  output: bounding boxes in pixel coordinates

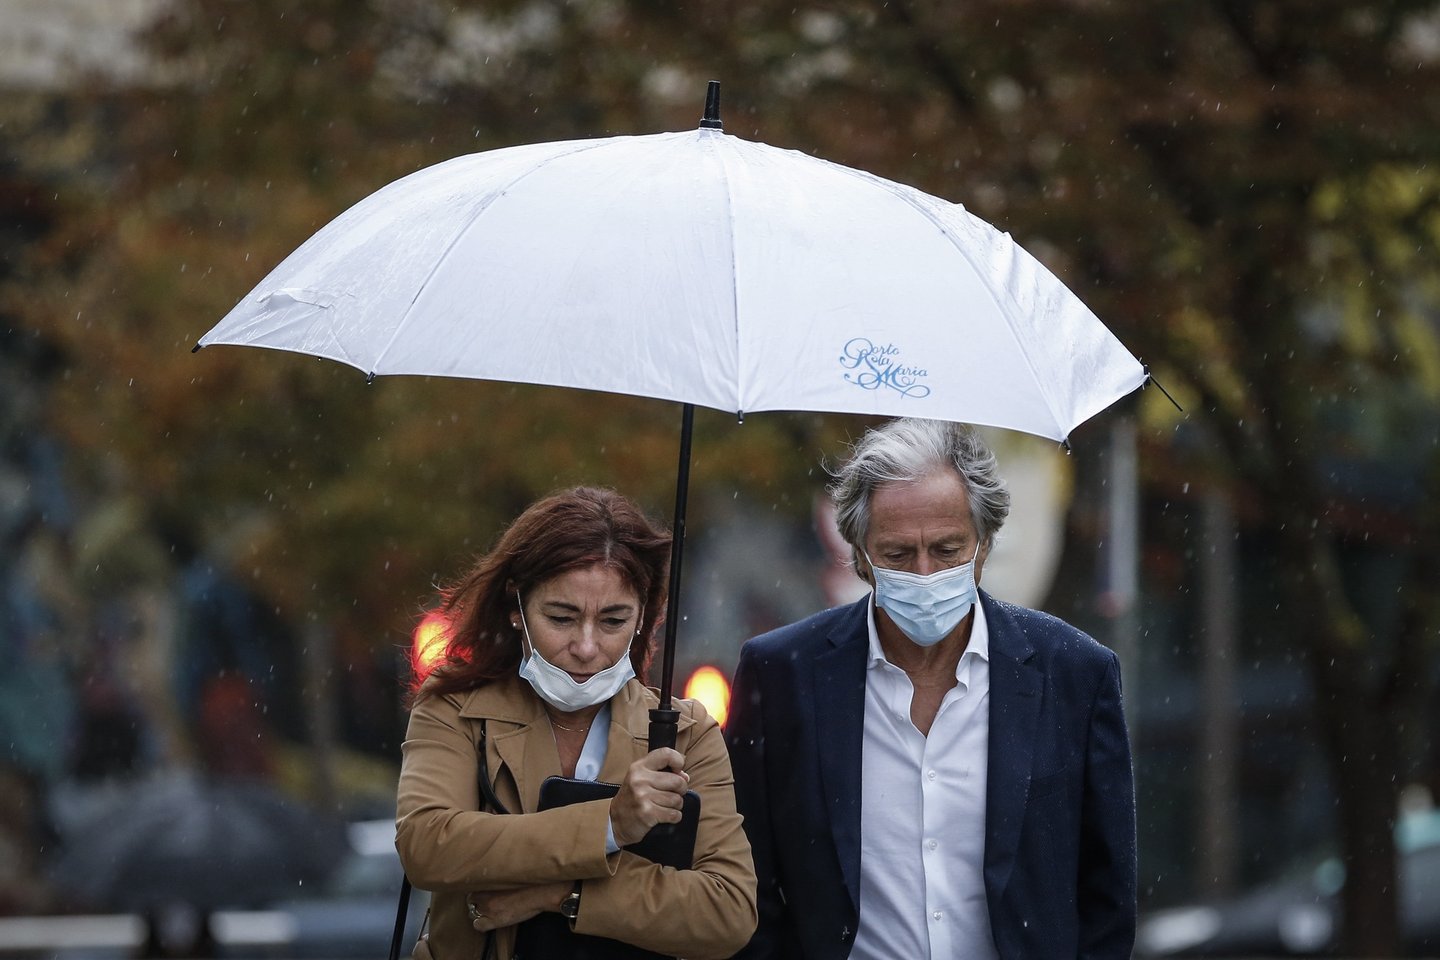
[724,591,1136,960]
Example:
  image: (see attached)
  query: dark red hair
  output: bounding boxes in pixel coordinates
[410,486,671,703]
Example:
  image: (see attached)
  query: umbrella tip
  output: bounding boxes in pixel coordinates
[191,342,202,354]
[700,80,722,130]
[1142,364,1184,412]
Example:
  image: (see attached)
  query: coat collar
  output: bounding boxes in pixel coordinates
[455,673,695,735]
[453,675,697,811]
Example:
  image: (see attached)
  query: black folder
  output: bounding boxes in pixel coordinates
[512,777,700,960]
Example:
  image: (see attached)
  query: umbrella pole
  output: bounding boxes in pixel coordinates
[649,82,719,752]
[649,401,694,751]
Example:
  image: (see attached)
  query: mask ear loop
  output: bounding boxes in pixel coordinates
[515,591,535,657]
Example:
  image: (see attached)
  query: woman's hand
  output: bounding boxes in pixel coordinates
[610,747,689,847]
[468,881,572,932]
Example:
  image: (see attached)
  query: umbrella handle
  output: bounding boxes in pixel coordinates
[648,706,681,839]
[649,707,680,751]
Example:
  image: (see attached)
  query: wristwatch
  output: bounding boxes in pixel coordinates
[559,883,582,927]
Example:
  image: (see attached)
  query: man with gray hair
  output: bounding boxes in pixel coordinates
[726,418,1136,960]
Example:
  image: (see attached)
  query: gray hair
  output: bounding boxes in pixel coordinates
[828,419,1010,554]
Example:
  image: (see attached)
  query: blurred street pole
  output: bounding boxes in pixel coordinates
[302,619,339,813]
[1106,417,1141,737]
[1197,487,1240,894]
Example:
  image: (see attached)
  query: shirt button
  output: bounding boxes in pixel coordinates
[926,770,937,781]
[932,911,943,922]
[927,839,938,850]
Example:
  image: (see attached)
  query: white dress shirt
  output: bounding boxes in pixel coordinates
[850,597,998,960]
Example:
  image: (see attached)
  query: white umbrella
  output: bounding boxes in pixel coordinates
[197,83,1151,742]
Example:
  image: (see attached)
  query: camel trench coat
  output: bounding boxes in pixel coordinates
[396,675,757,960]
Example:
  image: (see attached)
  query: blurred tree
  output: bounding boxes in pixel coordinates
[1,0,857,711]
[6,0,1440,951]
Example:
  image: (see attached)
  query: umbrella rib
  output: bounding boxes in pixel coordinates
[705,132,744,415]
[368,137,624,376]
[816,160,1071,439]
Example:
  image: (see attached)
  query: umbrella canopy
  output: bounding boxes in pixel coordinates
[199,99,1144,443]
[197,84,1149,740]
[49,773,349,912]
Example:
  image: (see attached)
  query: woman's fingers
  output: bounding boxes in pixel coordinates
[649,771,690,796]
[610,749,690,845]
[638,747,685,773]
[467,883,567,931]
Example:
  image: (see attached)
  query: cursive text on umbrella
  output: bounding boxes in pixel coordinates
[839,338,932,399]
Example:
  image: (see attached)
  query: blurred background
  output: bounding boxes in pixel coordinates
[1,0,1439,957]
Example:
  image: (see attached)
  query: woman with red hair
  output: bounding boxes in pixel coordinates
[396,486,756,960]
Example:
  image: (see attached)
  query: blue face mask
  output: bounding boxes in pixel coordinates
[864,545,980,647]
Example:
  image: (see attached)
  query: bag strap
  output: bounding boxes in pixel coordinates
[387,877,413,960]
[390,718,508,960]
[477,718,511,815]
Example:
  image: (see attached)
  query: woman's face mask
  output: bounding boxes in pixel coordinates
[514,566,641,712]
[864,543,981,647]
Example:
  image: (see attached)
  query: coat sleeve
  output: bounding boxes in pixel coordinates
[395,694,615,891]
[1077,653,1138,960]
[724,645,788,959]
[572,702,758,960]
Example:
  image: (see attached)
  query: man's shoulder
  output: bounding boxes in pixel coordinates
[742,599,867,661]
[984,594,1117,669]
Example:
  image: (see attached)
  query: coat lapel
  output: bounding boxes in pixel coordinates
[812,599,870,912]
[981,592,1043,899]
[458,677,698,815]
[599,680,697,782]
[458,676,555,813]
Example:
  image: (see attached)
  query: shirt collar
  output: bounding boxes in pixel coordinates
[866,590,990,679]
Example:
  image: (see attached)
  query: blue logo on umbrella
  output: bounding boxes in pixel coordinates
[839,338,932,398]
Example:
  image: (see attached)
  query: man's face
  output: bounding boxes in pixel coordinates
[860,470,988,582]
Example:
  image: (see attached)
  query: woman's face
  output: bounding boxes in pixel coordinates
[518,564,640,682]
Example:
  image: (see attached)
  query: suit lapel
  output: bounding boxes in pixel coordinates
[812,599,870,912]
[981,592,1043,899]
